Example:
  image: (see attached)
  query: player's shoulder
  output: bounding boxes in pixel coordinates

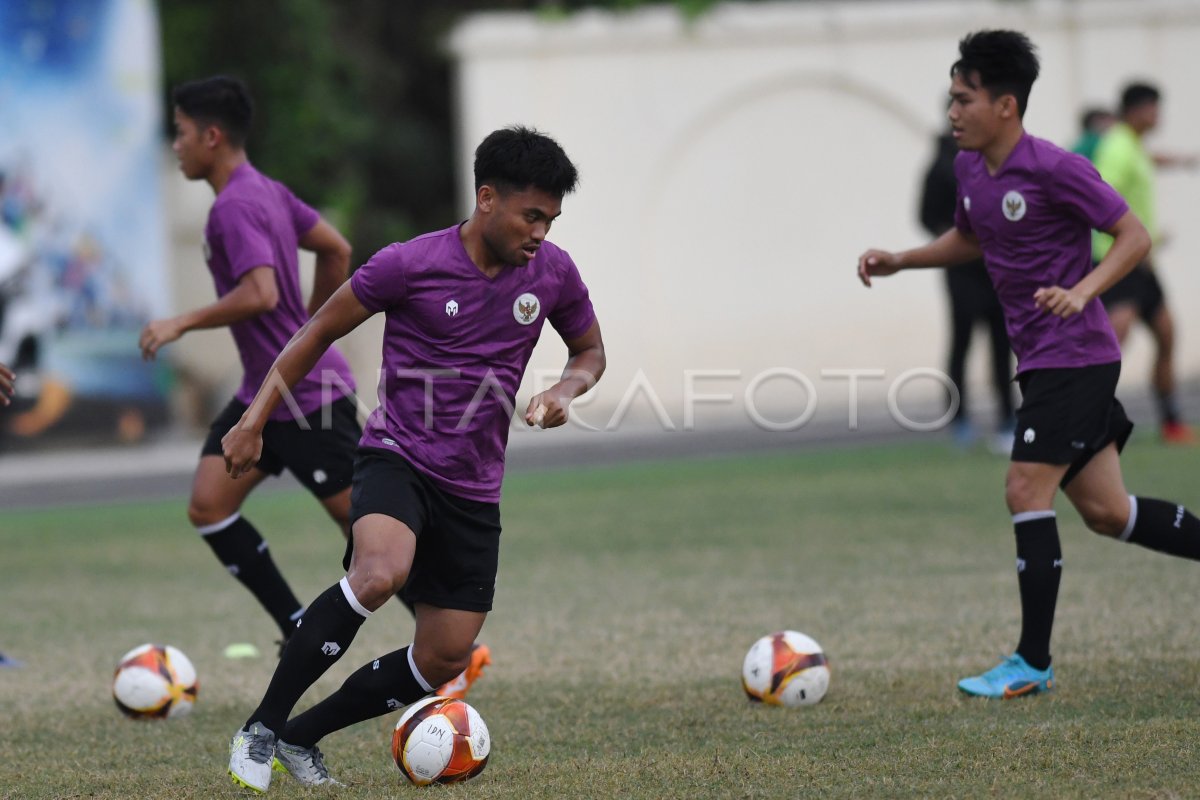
[531,238,577,277]
[1022,134,1094,178]
[361,226,455,274]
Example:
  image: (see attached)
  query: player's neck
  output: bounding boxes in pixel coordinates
[981,125,1025,174]
[206,151,249,194]
[459,218,506,279]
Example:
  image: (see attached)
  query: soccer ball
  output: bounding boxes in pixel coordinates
[392,696,490,785]
[111,644,198,719]
[741,630,830,707]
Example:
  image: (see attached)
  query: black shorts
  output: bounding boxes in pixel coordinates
[1012,362,1134,487]
[1100,262,1165,322]
[348,447,501,613]
[201,396,361,499]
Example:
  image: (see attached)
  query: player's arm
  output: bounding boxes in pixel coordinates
[857,228,982,287]
[524,319,605,429]
[0,361,13,407]
[139,267,279,360]
[299,218,352,317]
[222,282,373,477]
[1034,210,1150,319]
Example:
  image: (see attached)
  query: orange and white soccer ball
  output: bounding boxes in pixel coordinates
[392,696,490,785]
[111,644,198,719]
[741,630,830,707]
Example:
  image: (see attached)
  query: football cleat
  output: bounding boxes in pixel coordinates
[1162,421,1197,446]
[958,653,1054,699]
[436,644,492,700]
[229,722,276,793]
[274,740,344,787]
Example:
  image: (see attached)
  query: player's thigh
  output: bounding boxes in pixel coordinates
[1062,443,1131,537]
[1005,460,1068,513]
[1107,303,1138,341]
[346,512,418,610]
[412,604,487,675]
[187,455,269,526]
[319,487,352,538]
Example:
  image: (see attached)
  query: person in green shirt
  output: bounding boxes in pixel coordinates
[1070,107,1115,162]
[1093,82,1198,445]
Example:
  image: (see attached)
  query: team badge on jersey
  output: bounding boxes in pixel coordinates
[446,299,459,317]
[1002,190,1027,221]
[963,196,971,212]
[513,293,540,325]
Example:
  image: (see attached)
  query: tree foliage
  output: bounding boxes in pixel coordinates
[159,0,736,259]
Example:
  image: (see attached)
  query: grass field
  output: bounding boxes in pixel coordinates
[3,438,1200,799]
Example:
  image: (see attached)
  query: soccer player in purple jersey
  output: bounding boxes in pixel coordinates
[221,126,605,790]
[858,30,1200,699]
[140,76,361,652]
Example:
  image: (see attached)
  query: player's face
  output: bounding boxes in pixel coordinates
[481,186,563,267]
[171,109,212,180]
[947,72,1008,152]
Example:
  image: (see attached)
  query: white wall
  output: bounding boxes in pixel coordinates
[448,0,1200,429]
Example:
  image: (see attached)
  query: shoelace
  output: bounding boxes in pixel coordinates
[247,732,275,765]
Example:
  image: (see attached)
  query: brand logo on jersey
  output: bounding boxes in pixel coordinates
[1023,427,1036,444]
[513,293,540,325]
[446,299,459,317]
[963,196,971,212]
[1002,190,1027,221]
[322,641,341,656]
[202,237,212,262]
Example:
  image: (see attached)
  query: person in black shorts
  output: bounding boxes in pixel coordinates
[140,76,360,648]
[222,126,605,791]
[859,30,1200,701]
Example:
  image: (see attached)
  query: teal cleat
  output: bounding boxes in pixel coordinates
[958,653,1054,699]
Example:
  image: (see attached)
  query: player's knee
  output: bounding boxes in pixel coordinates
[1004,473,1038,513]
[1080,504,1127,538]
[187,497,236,528]
[347,561,408,607]
[414,645,470,687]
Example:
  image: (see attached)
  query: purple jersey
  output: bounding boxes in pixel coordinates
[953,134,1127,373]
[205,163,355,420]
[350,225,596,502]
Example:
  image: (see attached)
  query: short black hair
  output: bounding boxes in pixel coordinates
[473,126,578,197]
[171,76,254,148]
[1120,82,1160,114]
[1079,107,1112,132]
[951,30,1040,118]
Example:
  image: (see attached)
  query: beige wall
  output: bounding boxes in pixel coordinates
[447,0,1200,427]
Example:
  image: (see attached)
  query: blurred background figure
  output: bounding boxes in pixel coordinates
[1071,106,1116,161]
[1092,82,1198,445]
[0,358,17,668]
[919,127,1015,452]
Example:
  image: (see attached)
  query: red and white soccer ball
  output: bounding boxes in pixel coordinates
[741,630,830,707]
[111,644,199,719]
[392,696,490,786]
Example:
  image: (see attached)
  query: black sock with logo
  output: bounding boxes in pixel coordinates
[1013,513,1062,672]
[281,646,431,747]
[1125,496,1200,559]
[245,579,369,733]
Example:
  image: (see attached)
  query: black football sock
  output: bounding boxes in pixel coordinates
[1123,496,1200,559]
[1156,390,1182,426]
[281,645,432,747]
[1012,512,1062,672]
[246,578,370,733]
[197,513,303,635]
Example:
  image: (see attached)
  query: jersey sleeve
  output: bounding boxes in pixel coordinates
[548,253,596,340]
[1049,151,1128,232]
[210,200,276,281]
[286,188,320,236]
[350,243,408,312]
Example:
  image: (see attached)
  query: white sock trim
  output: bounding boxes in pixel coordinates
[195,511,241,535]
[338,577,372,619]
[1119,495,1138,542]
[407,645,434,693]
[1012,510,1057,524]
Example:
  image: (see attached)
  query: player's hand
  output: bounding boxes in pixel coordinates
[0,362,13,406]
[1033,285,1087,319]
[139,318,184,360]
[524,391,569,429]
[857,249,902,287]
[221,424,263,479]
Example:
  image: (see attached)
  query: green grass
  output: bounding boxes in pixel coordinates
[3,439,1199,799]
